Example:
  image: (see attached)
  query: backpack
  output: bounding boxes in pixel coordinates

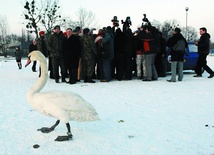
[172,39,186,53]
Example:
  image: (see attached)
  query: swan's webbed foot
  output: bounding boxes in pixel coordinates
[55,132,73,142]
[37,127,54,133]
[37,120,60,133]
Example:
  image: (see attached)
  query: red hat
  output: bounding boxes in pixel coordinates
[39,31,45,35]
[63,32,67,36]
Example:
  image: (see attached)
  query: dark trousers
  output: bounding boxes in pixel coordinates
[97,58,105,80]
[116,54,125,80]
[51,57,66,80]
[195,54,213,75]
[68,68,77,82]
[103,59,112,81]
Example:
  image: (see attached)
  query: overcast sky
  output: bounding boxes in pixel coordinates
[1,0,213,41]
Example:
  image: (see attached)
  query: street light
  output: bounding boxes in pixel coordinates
[185,7,189,40]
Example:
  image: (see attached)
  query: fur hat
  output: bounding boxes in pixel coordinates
[174,27,181,33]
[83,28,90,34]
[75,26,81,31]
[39,31,45,35]
[54,25,60,30]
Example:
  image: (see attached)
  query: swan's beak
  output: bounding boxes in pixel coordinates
[25,58,31,67]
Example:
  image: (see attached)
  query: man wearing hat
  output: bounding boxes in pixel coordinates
[37,31,47,57]
[37,31,48,77]
[81,28,97,83]
[47,25,67,83]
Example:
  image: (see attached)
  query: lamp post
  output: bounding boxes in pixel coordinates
[185,7,189,40]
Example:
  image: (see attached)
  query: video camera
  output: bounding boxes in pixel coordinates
[142,14,151,27]
[111,16,119,27]
[121,16,132,28]
[142,14,149,23]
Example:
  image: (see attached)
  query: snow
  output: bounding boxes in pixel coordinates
[1,56,214,155]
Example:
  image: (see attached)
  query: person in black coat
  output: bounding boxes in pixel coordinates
[166,27,187,82]
[123,28,134,80]
[114,28,125,80]
[29,40,38,72]
[63,28,81,84]
[194,27,214,78]
[155,32,167,77]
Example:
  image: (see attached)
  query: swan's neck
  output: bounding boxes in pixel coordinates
[28,57,48,97]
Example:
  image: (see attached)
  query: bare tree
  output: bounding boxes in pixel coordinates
[160,19,180,40]
[41,0,66,36]
[76,8,96,28]
[151,19,162,31]
[0,15,10,57]
[63,17,80,30]
[22,0,65,38]
[22,0,42,38]
[184,26,197,42]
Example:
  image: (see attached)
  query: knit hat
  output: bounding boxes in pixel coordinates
[39,31,45,35]
[63,32,67,36]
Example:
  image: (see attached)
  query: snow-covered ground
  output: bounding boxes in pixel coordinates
[1,56,214,155]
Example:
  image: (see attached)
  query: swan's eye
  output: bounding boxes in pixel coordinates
[28,55,31,60]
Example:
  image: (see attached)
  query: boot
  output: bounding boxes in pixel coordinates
[61,76,67,83]
[55,79,59,83]
[84,76,88,83]
[87,76,96,83]
[18,64,21,69]
[67,73,76,84]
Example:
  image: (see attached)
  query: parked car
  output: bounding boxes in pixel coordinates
[166,42,198,72]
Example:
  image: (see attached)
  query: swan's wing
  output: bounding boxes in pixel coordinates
[33,91,99,122]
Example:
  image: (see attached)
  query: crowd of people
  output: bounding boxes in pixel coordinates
[14,17,214,83]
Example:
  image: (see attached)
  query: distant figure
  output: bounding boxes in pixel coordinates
[155,32,167,77]
[14,46,22,69]
[166,27,187,82]
[29,40,38,72]
[194,27,214,78]
[101,26,114,82]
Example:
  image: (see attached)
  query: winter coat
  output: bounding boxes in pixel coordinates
[101,32,114,60]
[197,33,210,54]
[29,43,37,53]
[63,35,81,69]
[137,31,157,54]
[114,28,125,55]
[94,33,103,58]
[81,34,97,61]
[14,49,22,60]
[36,36,48,57]
[166,33,187,61]
[47,31,65,58]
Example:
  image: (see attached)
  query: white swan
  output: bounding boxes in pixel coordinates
[25,51,99,141]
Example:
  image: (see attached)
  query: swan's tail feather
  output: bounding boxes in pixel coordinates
[69,112,100,122]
